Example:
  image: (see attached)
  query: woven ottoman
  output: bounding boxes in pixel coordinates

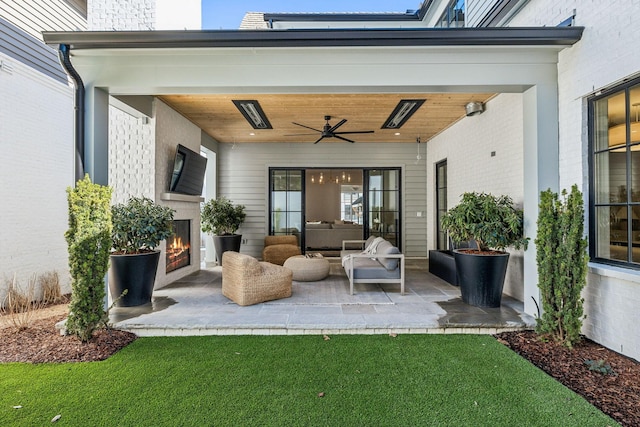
[283,255,331,282]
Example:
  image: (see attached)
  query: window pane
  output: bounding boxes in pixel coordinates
[631,85,640,145]
[594,150,627,203]
[287,192,301,211]
[287,212,301,232]
[597,206,626,261]
[272,192,287,211]
[596,92,626,151]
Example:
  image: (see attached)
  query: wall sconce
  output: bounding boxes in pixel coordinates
[465,101,485,117]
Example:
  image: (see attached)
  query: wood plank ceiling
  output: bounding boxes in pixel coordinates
[159,93,496,144]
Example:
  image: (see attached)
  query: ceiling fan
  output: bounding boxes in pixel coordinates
[290,115,374,143]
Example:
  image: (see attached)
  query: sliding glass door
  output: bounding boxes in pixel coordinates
[365,168,401,248]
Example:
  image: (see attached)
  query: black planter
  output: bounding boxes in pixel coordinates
[109,251,160,307]
[453,249,510,308]
[212,234,242,264]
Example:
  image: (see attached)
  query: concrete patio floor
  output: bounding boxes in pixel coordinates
[110,259,536,337]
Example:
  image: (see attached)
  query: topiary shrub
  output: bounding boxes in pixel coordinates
[535,185,588,348]
[65,175,112,342]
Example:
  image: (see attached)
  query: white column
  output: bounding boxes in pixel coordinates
[84,86,109,185]
[522,83,560,316]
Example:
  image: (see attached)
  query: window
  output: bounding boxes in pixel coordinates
[436,160,448,250]
[590,78,640,266]
[435,0,465,28]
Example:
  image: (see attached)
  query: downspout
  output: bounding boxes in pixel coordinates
[58,44,85,183]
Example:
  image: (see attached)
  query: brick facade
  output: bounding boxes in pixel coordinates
[0,53,74,299]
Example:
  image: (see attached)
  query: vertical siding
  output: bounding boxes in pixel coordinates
[217,142,427,258]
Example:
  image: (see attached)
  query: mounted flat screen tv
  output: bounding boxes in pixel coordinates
[169,144,207,196]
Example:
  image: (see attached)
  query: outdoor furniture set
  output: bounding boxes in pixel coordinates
[221,235,405,305]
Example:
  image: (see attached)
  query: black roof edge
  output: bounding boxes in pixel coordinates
[43,27,584,50]
[263,11,421,22]
[263,0,433,23]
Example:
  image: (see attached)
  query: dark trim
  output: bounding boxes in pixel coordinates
[43,27,584,50]
[264,12,421,23]
[477,0,527,28]
[588,74,640,269]
[264,0,432,23]
[58,44,85,182]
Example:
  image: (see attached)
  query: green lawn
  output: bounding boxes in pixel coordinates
[0,334,617,426]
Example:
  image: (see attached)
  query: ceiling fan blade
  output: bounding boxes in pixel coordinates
[313,135,326,144]
[334,134,355,143]
[284,133,318,136]
[329,119,347,133]
[334,130,375,135]
[292,122,322,132]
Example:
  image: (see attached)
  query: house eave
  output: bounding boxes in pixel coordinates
[43,27,584,50]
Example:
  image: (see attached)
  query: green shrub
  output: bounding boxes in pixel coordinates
[201,197,246,236]
[65,175,112,342]
[440,192,528,251]
[535,185,588,348]
[111,197,175,254]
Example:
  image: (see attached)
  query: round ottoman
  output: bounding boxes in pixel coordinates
[283,255,331,282]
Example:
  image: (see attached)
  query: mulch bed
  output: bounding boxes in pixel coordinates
[0,313,136,363]
[1,307,638,426]
[495,330,640,427]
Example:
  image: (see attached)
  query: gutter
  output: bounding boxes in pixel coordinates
[43,27,584,50]
[58,44,84,182]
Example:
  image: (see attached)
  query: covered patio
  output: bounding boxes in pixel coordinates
[109,259,534,336]
[43,26,583,321]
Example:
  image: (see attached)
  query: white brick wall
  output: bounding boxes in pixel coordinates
[0,53,74,301]
[508,1,640,361]
[88,0,156,30]
[108,106,155,204]
[426,93,525,299]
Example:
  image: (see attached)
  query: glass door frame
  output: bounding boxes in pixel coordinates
[268,168,305,249]
[268,166,403,252]
[363,167,402,250]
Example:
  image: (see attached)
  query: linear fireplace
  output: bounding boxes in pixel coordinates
[166,220,191,273]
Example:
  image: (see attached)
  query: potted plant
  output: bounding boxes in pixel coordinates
[109,196,175,307]
[440,192,528,307]
[201,197,246,264]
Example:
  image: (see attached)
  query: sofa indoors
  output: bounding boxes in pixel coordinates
[305,221,363,250]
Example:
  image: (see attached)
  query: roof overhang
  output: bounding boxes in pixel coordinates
[41,27,583,144]
[43,27,583,50]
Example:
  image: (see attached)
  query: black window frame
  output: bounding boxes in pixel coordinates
[589,75,640,269]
